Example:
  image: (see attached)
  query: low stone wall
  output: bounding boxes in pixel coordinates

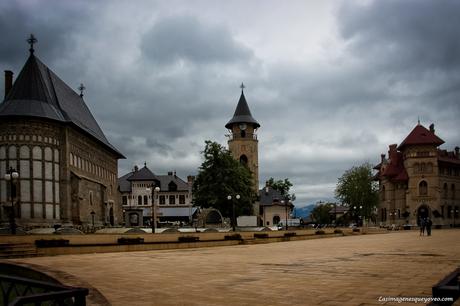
[0,227,388,257]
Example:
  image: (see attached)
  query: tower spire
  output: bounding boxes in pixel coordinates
[27,34,37,54]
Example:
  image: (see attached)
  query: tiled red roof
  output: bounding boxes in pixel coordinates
[380,146,408,182]
[398,124,444,150]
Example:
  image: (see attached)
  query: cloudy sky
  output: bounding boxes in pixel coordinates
[1,0,459,207]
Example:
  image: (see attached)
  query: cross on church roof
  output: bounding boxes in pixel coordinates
[240,82,245,92]
[27,34,37,54]
[78,83,86,98]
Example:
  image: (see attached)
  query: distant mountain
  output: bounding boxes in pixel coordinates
[293,204,315,219]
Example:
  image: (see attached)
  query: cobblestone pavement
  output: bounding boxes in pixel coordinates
[7,229,460,306]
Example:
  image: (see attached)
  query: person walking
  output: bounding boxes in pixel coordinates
[426,218,432,236]
[420,218,426,236]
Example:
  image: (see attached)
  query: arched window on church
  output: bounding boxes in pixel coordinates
[419,181,428,196]
[241,130,246,138]
[239,155,248,167]
[138,195,142,205]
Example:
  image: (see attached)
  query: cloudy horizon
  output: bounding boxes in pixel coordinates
[1,0,459,207]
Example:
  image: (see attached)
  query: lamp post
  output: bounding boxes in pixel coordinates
[4,167,19,235]
[227,194,240,231]
[148,186,161,233]
[452,208,458,228]
[281,197,289,230]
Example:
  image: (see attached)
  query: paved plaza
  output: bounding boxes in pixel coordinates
[6,230,460,306]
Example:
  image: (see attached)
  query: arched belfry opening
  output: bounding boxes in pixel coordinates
[240,155,248,167]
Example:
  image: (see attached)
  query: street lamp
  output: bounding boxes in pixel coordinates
[227,194,240,231]
[281,197,289,230]
[147,185,161,233]
[451,208,458,228]
[4,167,19,235]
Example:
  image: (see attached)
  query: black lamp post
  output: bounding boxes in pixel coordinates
[4,167,19,235]
[227,194,240,231]
[452,208,458,228]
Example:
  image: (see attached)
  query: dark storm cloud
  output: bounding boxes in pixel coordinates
[141,15,253,64]
[0,1,90,66]
[338,0,460,73]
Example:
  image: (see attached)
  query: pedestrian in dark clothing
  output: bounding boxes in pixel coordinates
[426,218,432,236]
[420,218,426,236]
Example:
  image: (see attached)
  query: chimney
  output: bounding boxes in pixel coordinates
[429,123,435,134]
[4,70,13,98]
[380,154,385,163]
[168,171,173,176]
[133,165,139,172]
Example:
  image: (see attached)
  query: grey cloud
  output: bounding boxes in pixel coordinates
[141,15,253,64]
[338,0,460,73]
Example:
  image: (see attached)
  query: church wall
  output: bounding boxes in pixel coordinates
[0,118,121,228]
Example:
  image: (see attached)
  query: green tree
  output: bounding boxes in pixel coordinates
[193,141,255,217]
[335,163,378,223]
[266,177,296,201]
[310,203,333,224]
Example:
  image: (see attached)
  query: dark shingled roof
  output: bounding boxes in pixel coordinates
[259,187,293,207]
[397,124,444,151]
[119,166,190,192]
[0,53,124,158]
[127,166,157,181]
[225,91,260,129]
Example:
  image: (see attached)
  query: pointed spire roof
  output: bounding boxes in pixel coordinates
[0,52,124,158]
[225,85,260,129]
[397,123,444,151]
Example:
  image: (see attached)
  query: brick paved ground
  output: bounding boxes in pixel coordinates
[6,229,460,306]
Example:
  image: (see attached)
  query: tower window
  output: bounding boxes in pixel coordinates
[240,155,248,167]
[241,130,246,138]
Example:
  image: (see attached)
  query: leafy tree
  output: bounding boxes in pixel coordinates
[310,203,333,224]
[193,141,255,217]
[335,163,378,223]
[266,177,296,201]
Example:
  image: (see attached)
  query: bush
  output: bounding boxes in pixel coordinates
[334,229,343,234]
[352,228,360,232]
[178,236,200,242]
[118,237,144,244]
[224,234,242,240]
[254,233,269,239]
[315,230,325,235]
[284,232,296,237]
[35,239,69,247]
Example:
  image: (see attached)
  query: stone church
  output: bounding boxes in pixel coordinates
[375,123,459,227]
[0,37,124,230]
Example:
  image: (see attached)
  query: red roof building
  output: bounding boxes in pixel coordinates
[375,123,459,228]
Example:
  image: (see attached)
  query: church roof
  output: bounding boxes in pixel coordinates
[225,90,260,129]
[397,124,444,151]
[0,52,124,158]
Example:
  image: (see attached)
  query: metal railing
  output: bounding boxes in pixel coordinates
[225,133,258,140]
[0,274,88,306]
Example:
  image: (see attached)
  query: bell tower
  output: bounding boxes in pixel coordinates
[225,84,260,192]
